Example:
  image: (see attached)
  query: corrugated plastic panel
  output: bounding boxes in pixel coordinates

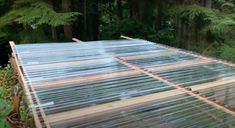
[11,39,235,128]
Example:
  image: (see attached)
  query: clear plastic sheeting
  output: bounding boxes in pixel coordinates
[37,74,173,115]
[199,83,235,109]
[127,53,197,68]
[52,95,235,128]
[11,39,235,128]
[16,40,165,65]
[24,59,131,84]
[156,63,235,87]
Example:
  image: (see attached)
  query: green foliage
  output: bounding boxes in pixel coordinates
[220,41,235,62]
[0,67,31,127]
[0,0,80,27]
[170,5,215,24]
[204,16,235,42]
[100,19,157,39]
[100,18,175,44]
[0,0,234,65]
[0,99,12,128]
[156,28,175,46]
[0,67,15,128]
[17,27,52,43]
[0,67,16,102]
[169,2,235,62]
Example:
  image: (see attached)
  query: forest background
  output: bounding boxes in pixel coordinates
[0,0,235,66]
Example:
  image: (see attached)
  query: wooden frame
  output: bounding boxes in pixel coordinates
[10,38,235,127]
[9,41,51,128]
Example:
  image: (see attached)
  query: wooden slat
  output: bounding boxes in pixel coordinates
[72,38,83,43]
[9,41,51,128]
[120,35,137,40]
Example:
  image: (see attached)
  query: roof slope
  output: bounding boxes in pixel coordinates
[10,39,235,128]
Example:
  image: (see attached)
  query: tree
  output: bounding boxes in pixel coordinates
[0,0,79,41]
[62,0,73,39]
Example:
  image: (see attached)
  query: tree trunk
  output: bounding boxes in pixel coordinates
[156,1,163,30]
[204,0,212,8]
[129,0,140,20]
[82,0,99,41]
[51,27,58,40]
[62,0,73,39]
[49,0,58,40]
[117,0,123,20]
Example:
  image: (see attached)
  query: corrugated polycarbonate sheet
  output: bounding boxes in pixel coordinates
[156,62,235,87]
[24,59,131,84]
[126,53,197,68]
[17,40,165,65]
[12,39,235,128]
[37,74,173,115]
[52,95,235,128]
[198,83,235,108]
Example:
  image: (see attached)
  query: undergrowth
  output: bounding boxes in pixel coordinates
[0,66,31,127]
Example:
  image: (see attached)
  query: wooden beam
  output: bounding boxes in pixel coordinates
[9,41,51,128]
[120,35,136,40]
[72,38,83,43]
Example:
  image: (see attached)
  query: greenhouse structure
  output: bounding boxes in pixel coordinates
[10,39,235,128]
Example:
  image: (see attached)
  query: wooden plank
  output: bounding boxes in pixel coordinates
[120,35,137,40]
[9,41,51,128]
[72,38,83,43]
[47,89,184,123]
[34,70,141,90]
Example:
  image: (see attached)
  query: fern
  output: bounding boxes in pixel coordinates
[0,0,80,28]
[170,5,215,23]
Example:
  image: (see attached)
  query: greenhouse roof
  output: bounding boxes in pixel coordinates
[10,39,235,128]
